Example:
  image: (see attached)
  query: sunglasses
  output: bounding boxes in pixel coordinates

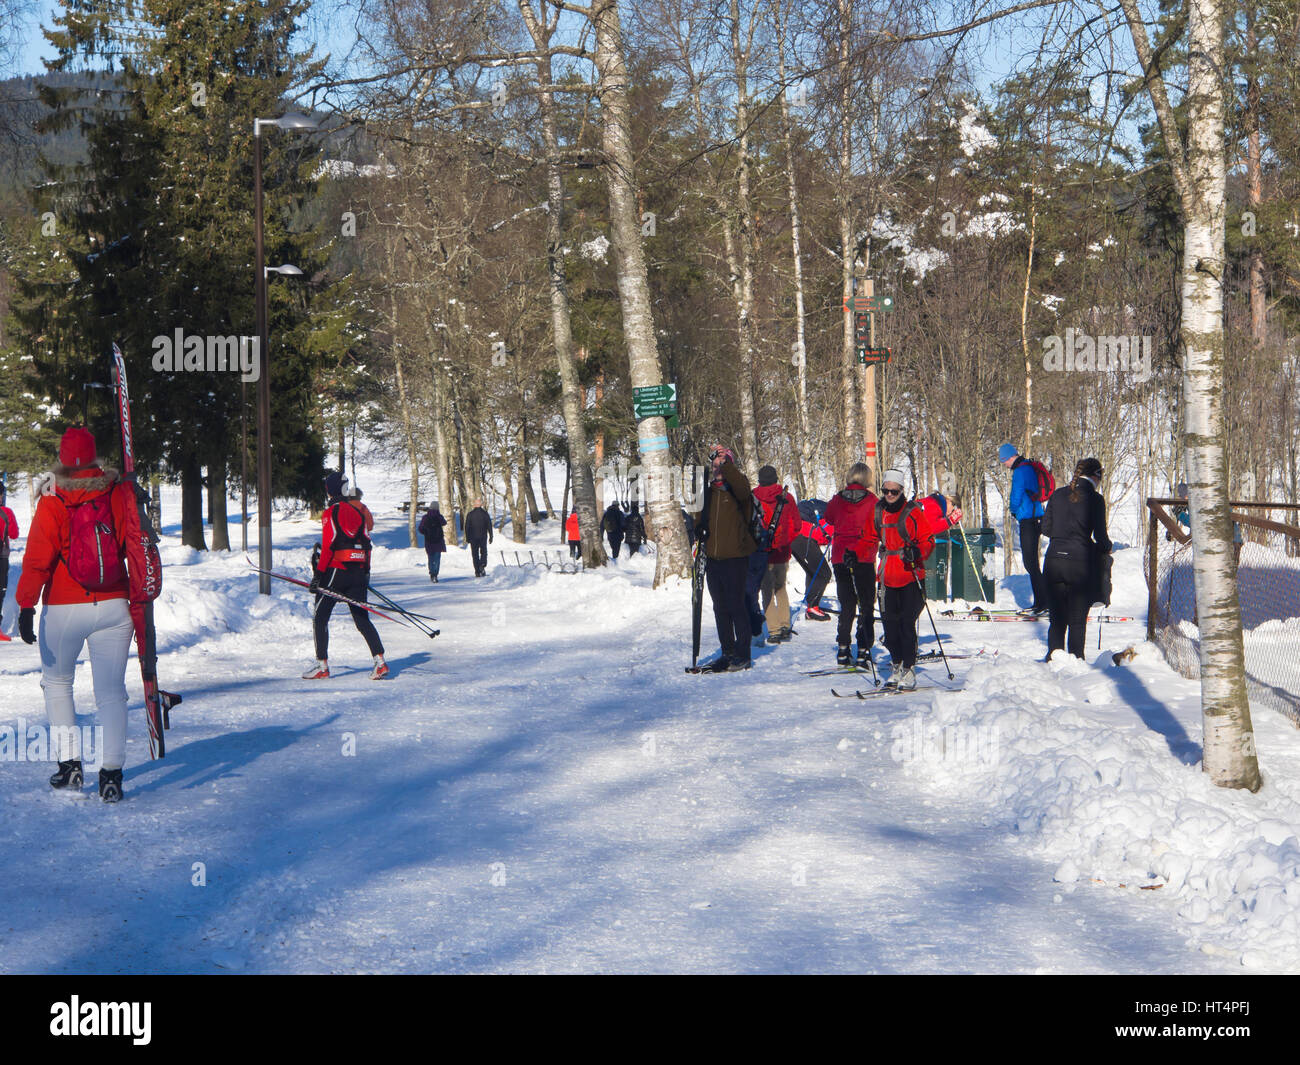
[882,487,902,496]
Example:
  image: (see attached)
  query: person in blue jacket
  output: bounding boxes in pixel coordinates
[999,443,1047,615]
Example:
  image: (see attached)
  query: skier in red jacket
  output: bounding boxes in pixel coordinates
[753,466,799,642]
[566,510,581,560]
[874,469,936,690]
[16,428,141,801]
[824,462,879,668]
[303,471,387,680]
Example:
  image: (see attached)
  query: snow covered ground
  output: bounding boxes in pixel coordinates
[2,466,1299,973]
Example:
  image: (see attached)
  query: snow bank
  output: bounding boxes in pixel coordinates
[900,651,1300,971]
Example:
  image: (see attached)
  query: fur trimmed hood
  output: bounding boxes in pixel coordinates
[40,467,121,498]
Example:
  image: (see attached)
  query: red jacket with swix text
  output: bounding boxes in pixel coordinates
[824,485,880,565]
[16,468,140,608]
[320,500,373,570]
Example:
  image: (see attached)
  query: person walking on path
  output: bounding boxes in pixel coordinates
[465,499,494,577]
[1041,458,1112,660]
[624,502,645,556]
[566,510,582,560]
[16,428,142,801]
[874,470,935,690]
[789,503,833,621]
[418,501,448,581]
[824,463,879,668]
[0,483,19,640]
[602,502,625,560]
[999,443,1049,615]
[696,445,758,672]
[753,466,799,643]
[303,471,388,680]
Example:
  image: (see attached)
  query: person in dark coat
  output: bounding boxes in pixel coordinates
[697,445,758,671]
[602,502,625,559]
[624,502,645,556]
[1040,458,1112,660]
[464,499,494,577]
[418,502,448,581]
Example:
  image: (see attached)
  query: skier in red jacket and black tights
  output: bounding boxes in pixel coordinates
[824,462,879,668]
[303,471,387,680]
[875,469,935,690]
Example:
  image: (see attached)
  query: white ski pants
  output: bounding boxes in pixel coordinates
[39,599,134,769]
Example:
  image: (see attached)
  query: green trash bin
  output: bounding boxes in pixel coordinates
[924,538,951,601]
[950,527,996,604]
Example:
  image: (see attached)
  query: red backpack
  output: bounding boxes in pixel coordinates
[1026,459,1056,503]
[60,492,126,591]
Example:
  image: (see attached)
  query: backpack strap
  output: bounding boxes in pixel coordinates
[877,500,920,558]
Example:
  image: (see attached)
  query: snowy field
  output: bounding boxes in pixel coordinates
[2,465,1300,973]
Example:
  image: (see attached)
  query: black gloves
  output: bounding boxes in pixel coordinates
[19,607,35,645]
[309,573,321,595]
[902,544,921,566]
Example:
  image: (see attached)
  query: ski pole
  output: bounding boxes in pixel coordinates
[913,571,954,680]
[368,583,440,630]
[954,520,987,606]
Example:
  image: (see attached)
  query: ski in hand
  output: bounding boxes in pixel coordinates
[112,343,180,759]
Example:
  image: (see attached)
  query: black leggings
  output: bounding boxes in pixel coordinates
[1044,553,1091,659]
[881,581,924,669]
[706,555,750,664]
[313,566,384,661]
[833,559,876,648]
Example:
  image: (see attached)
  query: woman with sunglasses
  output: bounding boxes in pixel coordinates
[1040,457,1111,660]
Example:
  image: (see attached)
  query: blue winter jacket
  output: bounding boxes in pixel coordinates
[1010,458,1046,521]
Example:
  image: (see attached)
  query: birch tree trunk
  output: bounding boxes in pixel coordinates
[1021,186,1036,450]
[776,9,811,494]
[591,0,690,585]
[728,0,760,476]
[1120,0,1261,790]
[837,0,859,473]
[519,0,607,568]
[395,354,420,548]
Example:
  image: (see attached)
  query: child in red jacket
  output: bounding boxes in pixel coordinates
[566,510,581,560]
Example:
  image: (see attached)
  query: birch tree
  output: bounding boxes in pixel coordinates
[1119,0,1262,790]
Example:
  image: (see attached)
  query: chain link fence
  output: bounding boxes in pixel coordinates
[1146,498,1300,728]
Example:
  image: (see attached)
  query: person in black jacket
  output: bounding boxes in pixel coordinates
[1040,458,1112,660]
[418,502,448,581]
[624,502,645,556]
[602,502,625,559]
[465,499,494,577]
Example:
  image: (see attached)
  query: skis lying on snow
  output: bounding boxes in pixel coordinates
[112,343,181,759]
[940,610,1134,623]
[247,558,439,637]
[831,684,963,698]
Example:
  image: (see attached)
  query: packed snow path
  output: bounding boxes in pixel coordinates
[2,510,1297,973]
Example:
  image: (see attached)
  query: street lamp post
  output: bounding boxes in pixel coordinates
[253,112,319,593]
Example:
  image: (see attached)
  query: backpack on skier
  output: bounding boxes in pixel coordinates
[1025,459,1055,503]
[60,492,126,592]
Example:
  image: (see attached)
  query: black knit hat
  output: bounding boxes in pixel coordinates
[323,471,348,498]
[758,465,778,486]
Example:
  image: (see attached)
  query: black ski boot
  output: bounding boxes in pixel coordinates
[98,768,123,804]
[836,644,851,667]
[50,759,83,791]
[856,643,872,670]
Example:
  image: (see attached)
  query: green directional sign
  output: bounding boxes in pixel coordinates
[634,383,678,421]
